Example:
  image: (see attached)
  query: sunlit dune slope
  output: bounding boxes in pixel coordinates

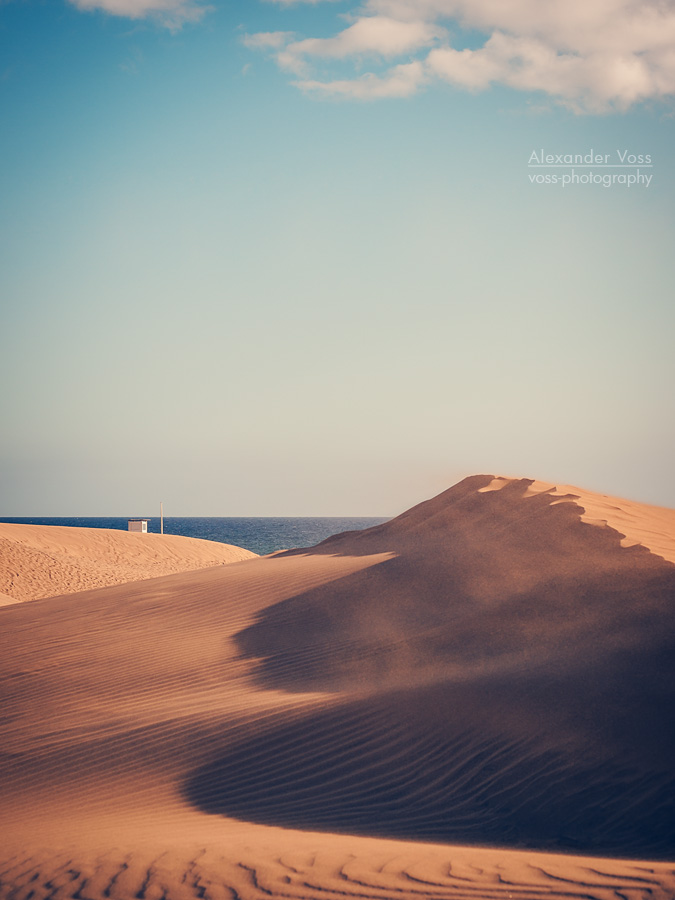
[0,522,258,602]
[1,475,674,900]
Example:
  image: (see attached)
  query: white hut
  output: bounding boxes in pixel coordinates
[128,519,149,533]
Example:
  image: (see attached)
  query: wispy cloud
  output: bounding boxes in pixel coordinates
[67,0,211,29]
[242,31,297,50]
[244,16,443,76]
[244,0,675,110]
[283,16,444,74]
[297,59,426,98]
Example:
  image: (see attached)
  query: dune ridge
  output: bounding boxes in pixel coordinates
[478,476,675,563]
[0,522,258,603]
[0,475,674,899]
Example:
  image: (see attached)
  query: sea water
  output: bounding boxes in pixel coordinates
[0,517,389,556]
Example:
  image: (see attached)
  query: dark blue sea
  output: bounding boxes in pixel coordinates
[0,517,389,556]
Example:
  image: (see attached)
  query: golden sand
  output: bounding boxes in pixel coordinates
[0,523,257,603]
[1,475,673,900]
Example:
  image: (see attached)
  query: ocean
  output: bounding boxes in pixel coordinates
[0,517,389,557]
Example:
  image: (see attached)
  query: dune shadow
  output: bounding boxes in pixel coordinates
[235,558,675,696]
[184,677,675,859]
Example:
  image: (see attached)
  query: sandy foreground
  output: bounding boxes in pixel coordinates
[0,524,258,603]
[1,475,674,900]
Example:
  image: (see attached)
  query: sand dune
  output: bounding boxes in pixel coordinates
[1,475,674,900]
[0,522,258,602]
[240,475,675,695]
[478,475,675,564]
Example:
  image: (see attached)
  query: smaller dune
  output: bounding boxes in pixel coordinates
[0,523,258,603]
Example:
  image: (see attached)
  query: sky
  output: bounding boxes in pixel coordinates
[1,0,674,516]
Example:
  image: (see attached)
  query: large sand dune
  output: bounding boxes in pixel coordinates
[1,475,674,900]
[0,523,258,602]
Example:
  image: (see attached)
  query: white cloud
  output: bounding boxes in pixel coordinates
[246,16,444,75]
[68,0,210,29]
[297,59,426,97]
[244,0,675,110]
[286,16,443,59]
[427,29,667,111]
[242,31,296,50]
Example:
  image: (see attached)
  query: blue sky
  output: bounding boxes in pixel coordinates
[1,0,674,515]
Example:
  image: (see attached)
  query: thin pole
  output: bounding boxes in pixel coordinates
[160,501,164,535]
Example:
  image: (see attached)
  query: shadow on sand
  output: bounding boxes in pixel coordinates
[184,673,675,859]
[186,477,675,858]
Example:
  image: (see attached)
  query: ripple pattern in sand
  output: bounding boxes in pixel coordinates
[2,846,674,900]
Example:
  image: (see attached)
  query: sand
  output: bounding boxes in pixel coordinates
[1,474,674,900]
[0,523,258,603]
[479,475,675,564]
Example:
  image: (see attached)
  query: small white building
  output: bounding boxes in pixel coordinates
[128,519,149,533]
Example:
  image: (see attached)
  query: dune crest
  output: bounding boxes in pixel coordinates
[0,523,258,603]
[478,475,675,563]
